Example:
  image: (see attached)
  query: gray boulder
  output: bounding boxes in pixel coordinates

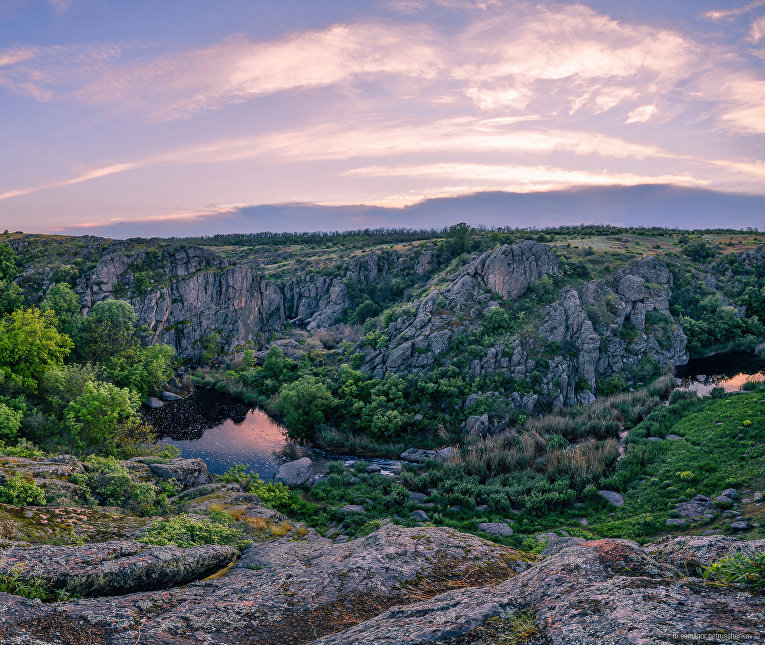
[676,494,717,520]
[477,522,514,537]
[435,446,457,462]
[463,414,489,436]
[144,397,164,409]
[598,490,626,507]
[161,391,183,401]
[148,458,212,488]
[400,448,437,463]
[274,457,314,487]
[411,509,430,522]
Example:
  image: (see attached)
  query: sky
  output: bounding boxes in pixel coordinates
[1,0,764,236]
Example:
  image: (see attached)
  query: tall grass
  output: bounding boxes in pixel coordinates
[462,388,660,478]
[545,438,619,483]
[315,427,406,459]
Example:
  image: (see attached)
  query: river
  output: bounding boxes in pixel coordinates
[674,351,765,396]
[144,388,401,477]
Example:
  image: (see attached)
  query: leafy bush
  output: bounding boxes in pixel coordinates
[220,464,319,519]
[0,307,73,392]
[682,240,716,262]
[0,474,46,506]
[482,308,512,335]
[102,343,175,398]
[72,456,158,515]
[139,513,245,548]
[64,381,141,450]
[276,375,336,439]
[0,402,23,441]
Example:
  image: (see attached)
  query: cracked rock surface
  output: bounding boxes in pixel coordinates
[0,529,763,644]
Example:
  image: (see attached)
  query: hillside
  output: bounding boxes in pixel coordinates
[0,225,763,643]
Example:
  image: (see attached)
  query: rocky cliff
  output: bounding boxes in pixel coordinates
[77,242,284,358]
[362,240,560,378]
[284,247,438,329]
[359,243,688,413]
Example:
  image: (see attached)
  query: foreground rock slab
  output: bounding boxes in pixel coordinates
[0,541,237,597]
[0,524,527,644]
[0,531,762,644]
[312,537,764,645]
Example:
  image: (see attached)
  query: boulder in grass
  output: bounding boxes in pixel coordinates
[598,490,625,507]
[477,522,513,537]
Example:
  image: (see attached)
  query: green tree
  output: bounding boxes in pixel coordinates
[41,283,83,342]
[0,307,73,392]
[443,223,473,257]
[102,343,175,398]
[41,363,103,412]
[81,299,138,362]
[276,375,336,439]
[0,243,17,281]
[0,402,23,441]
[0,280,23,315]
[64,381,140,450]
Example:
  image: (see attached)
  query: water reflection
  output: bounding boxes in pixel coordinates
[675,352,765,396]
[143,388,401,478]
[144,389,309,477]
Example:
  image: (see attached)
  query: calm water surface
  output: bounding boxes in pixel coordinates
[675,351,765,396]
[144,388,400,477]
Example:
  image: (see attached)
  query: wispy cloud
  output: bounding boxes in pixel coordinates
[703,0,765,21]
[626,104,657,124]
[0,1,759,138]
[749,15,765,41]
[0,24,440,119]
[0,163,137,201]
[49,203,245,232]
[48,0,72,12]
[344,161,704,191]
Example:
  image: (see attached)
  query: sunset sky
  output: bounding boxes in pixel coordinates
[1,0,764,235]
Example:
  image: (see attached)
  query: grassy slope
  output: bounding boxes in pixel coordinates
[590,390,765,541]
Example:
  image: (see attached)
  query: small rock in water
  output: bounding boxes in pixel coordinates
[365,464,381,473]
[400,448,436,463]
